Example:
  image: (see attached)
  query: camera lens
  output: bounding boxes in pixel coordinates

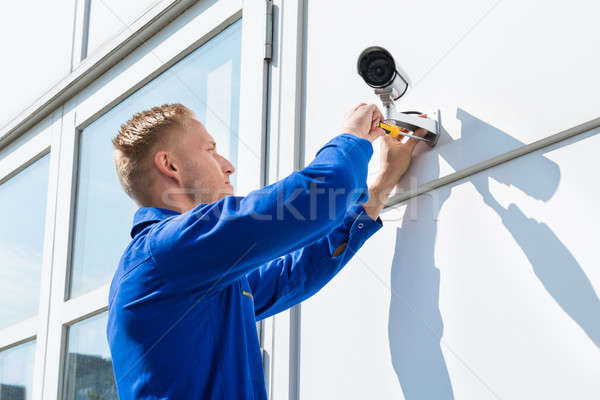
[357,47,396,88]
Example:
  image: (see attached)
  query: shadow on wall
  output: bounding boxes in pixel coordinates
[388,109,600,399]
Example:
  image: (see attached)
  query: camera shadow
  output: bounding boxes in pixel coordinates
[388,109,600,399]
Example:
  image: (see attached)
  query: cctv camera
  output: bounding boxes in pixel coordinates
[357,46,410,101]
[357,46,440,147]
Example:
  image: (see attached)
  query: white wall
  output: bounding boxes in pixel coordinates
[301,125,600,399]
[302,0,600,189]
[299,0,600,398]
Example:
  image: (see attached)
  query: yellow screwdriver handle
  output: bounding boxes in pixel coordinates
[377,122,400,138]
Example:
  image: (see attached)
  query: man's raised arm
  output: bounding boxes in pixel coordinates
[247,202,382,320]
[147,104,386,292]
[245,119,429,319]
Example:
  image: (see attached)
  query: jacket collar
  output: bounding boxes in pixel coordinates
[130,207,180,238]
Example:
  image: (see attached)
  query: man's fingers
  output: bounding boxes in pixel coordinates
[354,103,368,112]
[367,104,385,126]
[402,114,429,150]
[365,104,378,116]
[372,108,385,124]
[345,103,367,118]
[399,128,425,151]
[370,119,386,138]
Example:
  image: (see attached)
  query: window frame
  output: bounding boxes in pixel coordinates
[0,109,62,400]
[40,1,270,399]
[260,1,307,398]
[73,0,170,65]
[0,0,200,150]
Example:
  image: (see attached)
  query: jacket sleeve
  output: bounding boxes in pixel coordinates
[246,203,383,321]
[147,134,374,292]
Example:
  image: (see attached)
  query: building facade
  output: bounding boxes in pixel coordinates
[0,0,598,399]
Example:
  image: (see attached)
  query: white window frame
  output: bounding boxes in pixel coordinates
[261,1,306,399]
[0,110,63,400]
[27,0,271,399]
[1,0,204,150]
[71,0,186,69]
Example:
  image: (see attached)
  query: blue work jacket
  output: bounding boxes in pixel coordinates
[107,133,383,399]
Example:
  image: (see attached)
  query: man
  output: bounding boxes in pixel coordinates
[107,102,425,399]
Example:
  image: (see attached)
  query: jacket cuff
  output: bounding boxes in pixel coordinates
[346,202,383,234]
[326,203,383,256]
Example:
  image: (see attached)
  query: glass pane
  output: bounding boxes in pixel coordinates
[86,0,162,57]
[0,340,36,400]
[0,154,50,328]
[63,313,116,400]
[70,20,242,297]
[0,1,75,127]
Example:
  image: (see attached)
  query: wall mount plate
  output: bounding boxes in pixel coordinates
[383,109,440,147]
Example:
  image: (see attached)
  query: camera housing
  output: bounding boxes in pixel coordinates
[357,46,410,101]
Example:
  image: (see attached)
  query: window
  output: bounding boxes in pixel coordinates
[0,340,36,400]
[84,0,162,58]
[69,19,243,298]
[1,2,267,397]
[0,1,74,127]
[0,154,50,328]
[63,313,115,400]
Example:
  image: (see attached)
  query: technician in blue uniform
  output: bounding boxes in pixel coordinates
[107,102,425,399]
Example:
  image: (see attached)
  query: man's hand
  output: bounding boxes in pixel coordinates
[363,115,428,221]
[340,103,386,143]
[376,115,427,189]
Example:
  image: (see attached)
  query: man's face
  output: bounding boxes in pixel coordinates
[173,118,235,204]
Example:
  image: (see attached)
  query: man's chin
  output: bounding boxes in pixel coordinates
[218,187,234,199]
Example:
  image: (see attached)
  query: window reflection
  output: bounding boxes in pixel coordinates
[0,154,50,328]
[63,313,116,400]
[0,340,35,400]
[70,20,242,298]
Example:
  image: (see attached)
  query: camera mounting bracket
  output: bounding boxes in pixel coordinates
[376,88,440,147]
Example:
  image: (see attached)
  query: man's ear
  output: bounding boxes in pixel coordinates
[154,151,182,185]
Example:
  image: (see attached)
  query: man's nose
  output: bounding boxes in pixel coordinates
[219,155,235,175]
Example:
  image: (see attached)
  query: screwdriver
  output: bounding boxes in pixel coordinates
[376,121,403,138]
[376,114,431,142]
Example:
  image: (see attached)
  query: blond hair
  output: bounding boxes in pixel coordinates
[112,103,194,203]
